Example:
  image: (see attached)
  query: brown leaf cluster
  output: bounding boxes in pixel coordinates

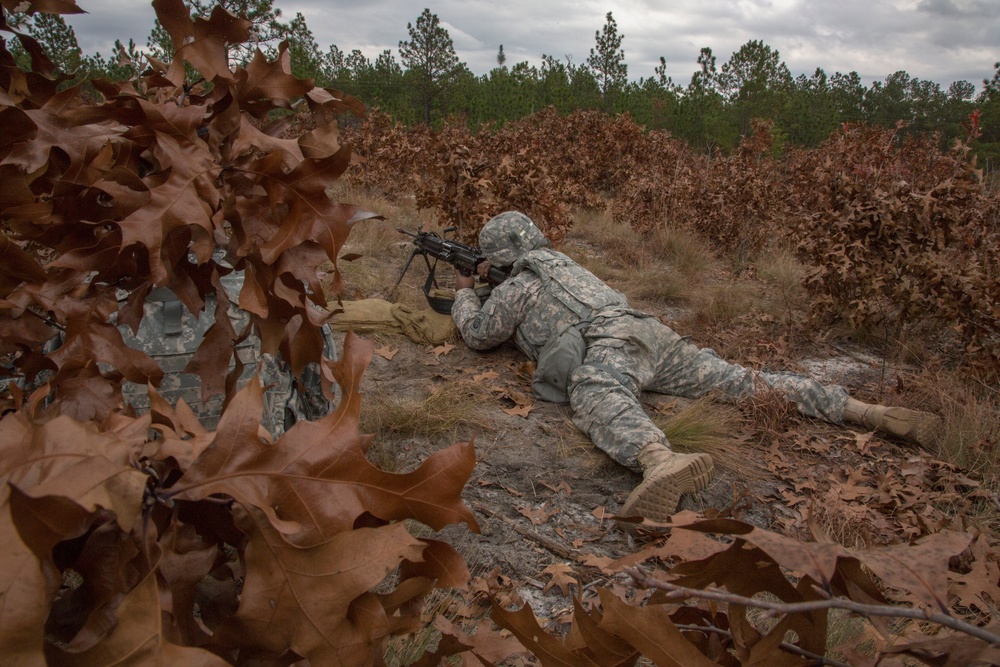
[0,3,479,665]
[345,112,573,245]
[0,0,379,418]
[1,332,479,665]
[615,118,785,266]
[345,107,999,375]
[789,121,1000,376]
[426,515,989,666]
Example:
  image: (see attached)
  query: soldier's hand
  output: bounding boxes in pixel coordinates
[476,260,492,280]
[454,267,475,290]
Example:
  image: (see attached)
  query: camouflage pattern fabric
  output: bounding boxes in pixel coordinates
[567,314,848,469]
[478,211,550,267]
[453,253,849,471]
[118,268,332,438]
[454,248,629,360]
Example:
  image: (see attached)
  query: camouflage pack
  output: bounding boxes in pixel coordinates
[116,265,335,438]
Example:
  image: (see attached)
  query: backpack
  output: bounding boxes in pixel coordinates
[115,265,336,438]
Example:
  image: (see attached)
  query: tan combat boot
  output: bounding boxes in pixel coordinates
[621,443,714,523]
[842,398,942,449]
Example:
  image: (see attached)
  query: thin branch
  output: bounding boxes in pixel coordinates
[674,623,851,667]
[628,567,1000,647]
[471,501,578,560]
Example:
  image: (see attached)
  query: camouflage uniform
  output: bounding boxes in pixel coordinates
[453,215,849,471]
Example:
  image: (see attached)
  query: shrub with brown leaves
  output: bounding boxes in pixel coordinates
[790,120,1000,375]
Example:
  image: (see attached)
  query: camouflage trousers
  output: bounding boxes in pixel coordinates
[567,315,849,470]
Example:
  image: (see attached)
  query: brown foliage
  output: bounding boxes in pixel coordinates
[615,120,786,265]
[1,333,478,665]
[345,113,572,245]
[449,516,987,667]
[0,0,377,404]
[3,3,999,664]
[790,121,1000,374]
[0,2,477,665]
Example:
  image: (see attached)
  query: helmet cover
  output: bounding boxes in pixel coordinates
[478,211,548,267]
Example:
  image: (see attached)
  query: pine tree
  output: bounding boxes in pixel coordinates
[286,12,323,82]
[8,12,85,74]
[587,11,627,111]
[398,8,460,125]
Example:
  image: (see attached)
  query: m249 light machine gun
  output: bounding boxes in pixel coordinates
[392,227,508,314]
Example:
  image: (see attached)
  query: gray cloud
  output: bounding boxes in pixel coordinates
[61,0,998,90]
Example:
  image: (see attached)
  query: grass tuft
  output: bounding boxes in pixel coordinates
[361,381,493,470]
[650,397,764,480]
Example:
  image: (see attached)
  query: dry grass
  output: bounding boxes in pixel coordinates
[646,224,718,279]
[568,208,635,255]
[361,381,493,470]
[561,396,767,481]
[734,384,799,435]
[566,210,718,306]
[686,281,760,326]
[756,246,808,321]
[625,266,692,304]
[910,368,1000,492]
[650,397,764,480]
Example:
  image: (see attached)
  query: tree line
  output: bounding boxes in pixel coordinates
[6,0,1000,163]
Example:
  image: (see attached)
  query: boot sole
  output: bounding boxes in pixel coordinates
[621,453,714,523]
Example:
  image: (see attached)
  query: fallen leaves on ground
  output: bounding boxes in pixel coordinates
[374,344,398,360]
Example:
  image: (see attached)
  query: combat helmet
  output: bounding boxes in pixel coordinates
[478,211,549,267]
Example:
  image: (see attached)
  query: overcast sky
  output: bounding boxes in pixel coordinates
[63,0,999,93]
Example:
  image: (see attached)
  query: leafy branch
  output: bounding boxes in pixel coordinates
[628,567,1000,647]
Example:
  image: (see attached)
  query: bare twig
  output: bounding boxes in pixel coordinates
[674,623,851,667]
[472,501,578,560]
[628,567,1000,647]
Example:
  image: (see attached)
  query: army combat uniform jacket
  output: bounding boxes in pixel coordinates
[453,248,849,470]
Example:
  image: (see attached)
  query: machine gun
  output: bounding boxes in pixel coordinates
[392,227,508,314]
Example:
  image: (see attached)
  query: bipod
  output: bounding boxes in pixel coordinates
[389,245,454,314]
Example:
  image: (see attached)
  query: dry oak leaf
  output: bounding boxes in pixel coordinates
[0,412,150,666]
[433,341,456,358]
[564,595,638,667]
[597,589,717,667]
[540,563,578,596]
[236,41,314,115]
[0,0,84,13]
[952,534,1000,610]
[168,331,479,547]
[540,480,572,495]
[491,600,603,667]
[374,344,398,360]
[48,296,164,387]
[502,404,534,418]
[51,568,229,667]
[473,370,500,383]
[222,504,432,665]
[671,516,972,609]
[517,503,559,526]
[151,0,247,85]
[506,389,533,406]
[430,616,528,667]
[256,151,381,264]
